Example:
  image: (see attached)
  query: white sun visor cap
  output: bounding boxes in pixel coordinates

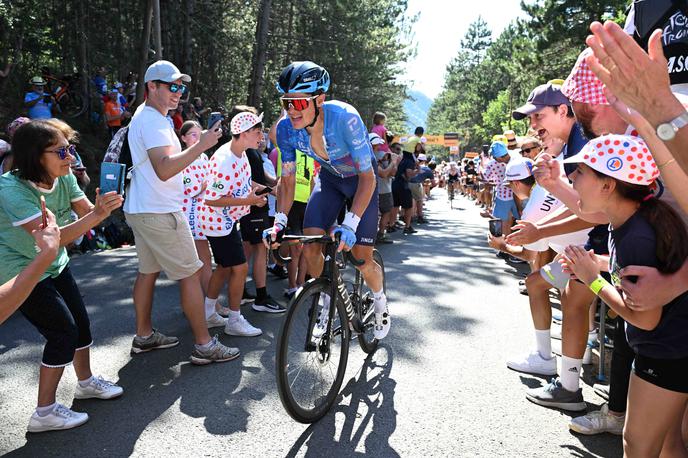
[230,112,264,135]
[144,60,191,83]
[369,133,385,145]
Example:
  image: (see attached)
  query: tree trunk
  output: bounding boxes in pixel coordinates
[136,0,154,106]
[247,0,272,107]
[77,1,89,120]
[152,0,163,60]
[182,0,194,74]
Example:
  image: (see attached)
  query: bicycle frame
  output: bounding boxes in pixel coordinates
[274,235,365,351]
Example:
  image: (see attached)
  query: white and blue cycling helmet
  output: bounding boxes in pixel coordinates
[276,61,331,95]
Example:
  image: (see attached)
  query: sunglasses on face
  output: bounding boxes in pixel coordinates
[155,80,188,95]
[521,146,540,155]
[45,144,77,160]
[279,95,317,112]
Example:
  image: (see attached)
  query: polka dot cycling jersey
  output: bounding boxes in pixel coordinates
[276,100,375,178]
[198,142,252,237]
[484,159,512,201]
[182,154,208,240]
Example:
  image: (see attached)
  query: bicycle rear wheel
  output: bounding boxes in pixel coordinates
[58,91,86,118]
[276,278,350,423]
[357,249,385,354]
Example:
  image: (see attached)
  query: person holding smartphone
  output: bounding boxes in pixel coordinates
[0,209,60,324]
[0,120,125,432]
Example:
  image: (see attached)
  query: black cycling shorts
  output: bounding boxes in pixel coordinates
[239,211,270,245]
[633,353,688,393]
[207,225,246,267]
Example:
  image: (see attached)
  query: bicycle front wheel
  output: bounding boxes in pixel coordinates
[276,278,350,423]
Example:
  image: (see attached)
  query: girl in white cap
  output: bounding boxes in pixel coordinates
[562,134,688,458]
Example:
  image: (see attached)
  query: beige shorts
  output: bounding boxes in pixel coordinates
[409,182,424,201]
[125,211,203,280]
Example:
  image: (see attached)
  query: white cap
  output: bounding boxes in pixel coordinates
[503,159,534,183]
[230,111,264,135]
[368,132,385,145]
[417,153,427,161]
[144,60,191,83]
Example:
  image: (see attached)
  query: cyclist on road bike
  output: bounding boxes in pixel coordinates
[445,161,460,199]
[263,61,390,340]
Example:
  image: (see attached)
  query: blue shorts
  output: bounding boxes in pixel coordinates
[493,198,519,221]
[304,168,378,246]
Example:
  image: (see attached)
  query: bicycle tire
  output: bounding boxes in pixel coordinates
[58,91,86,118]
[357,249,385,354]
[276,278,350,423]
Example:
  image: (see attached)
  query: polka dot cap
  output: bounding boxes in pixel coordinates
[230,111,264,135]
[562,48,608,106]
[563,134,659,185]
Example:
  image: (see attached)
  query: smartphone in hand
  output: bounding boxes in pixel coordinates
[207,112,224,130]
[489,218,503,237]
[40,195,48,229]
[256,186,273,196]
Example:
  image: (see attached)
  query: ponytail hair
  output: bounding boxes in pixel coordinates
[615,180,688,274]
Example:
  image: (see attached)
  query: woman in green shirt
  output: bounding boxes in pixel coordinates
[0,120,124,433]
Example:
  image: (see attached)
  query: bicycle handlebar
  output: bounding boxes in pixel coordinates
[270,234,365,267]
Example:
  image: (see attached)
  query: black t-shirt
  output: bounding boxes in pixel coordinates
[630,1,688,86]
[245,148,268,216]
[610,211,688,359]
[393,152,416,189]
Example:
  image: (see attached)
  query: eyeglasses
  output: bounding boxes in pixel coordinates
[521,146,540,155]
[155,80,188,95]
[45,144,77,160]
[279,95,317,112]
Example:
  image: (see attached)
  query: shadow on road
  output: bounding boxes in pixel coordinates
[285,345,399,457]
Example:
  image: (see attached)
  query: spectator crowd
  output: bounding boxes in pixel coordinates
[1,4,688,457]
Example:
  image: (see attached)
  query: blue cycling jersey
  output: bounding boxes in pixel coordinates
[276,100,374,178]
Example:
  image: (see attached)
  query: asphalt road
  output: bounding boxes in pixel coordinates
[0,189,622,457]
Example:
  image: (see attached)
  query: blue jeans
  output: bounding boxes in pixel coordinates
[19,266,92,367]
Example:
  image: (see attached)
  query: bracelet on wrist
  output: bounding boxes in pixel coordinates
[588,275,610,296]
[657,158,676,170]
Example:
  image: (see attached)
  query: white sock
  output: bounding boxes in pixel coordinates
[535,329,552,359]
[195,339,215,351]
[36,403,56,417]
[561,356,582,392]
[373,289,386,313]
[78,376,94,387]
[228,310,241,320]
[204,297,218,319]
[137,332,153,340]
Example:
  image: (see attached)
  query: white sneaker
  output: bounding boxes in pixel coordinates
[312,294,331,339]
[27,403,89,433]
[224,315,262,337]
[374,308,391,340]
[206,312,227,328]
[569,403,624,435]
[506,350,557,376]
[74,375,124,400]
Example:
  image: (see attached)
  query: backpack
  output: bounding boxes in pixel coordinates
[103,126,133,185]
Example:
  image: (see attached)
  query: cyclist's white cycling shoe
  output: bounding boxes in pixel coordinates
[374,307,391,339]
[312,294,331,339]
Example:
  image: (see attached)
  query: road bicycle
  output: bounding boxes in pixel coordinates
[42,72,87,118]
[273,234,386,423]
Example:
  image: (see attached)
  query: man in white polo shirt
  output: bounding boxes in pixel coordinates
[124,60,239,365]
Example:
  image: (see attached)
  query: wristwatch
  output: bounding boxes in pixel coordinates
[656,111,688,141]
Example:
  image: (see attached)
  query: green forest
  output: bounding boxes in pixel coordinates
[427,0,629,150]
[0,0,413,143]
[0,0,632,158]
